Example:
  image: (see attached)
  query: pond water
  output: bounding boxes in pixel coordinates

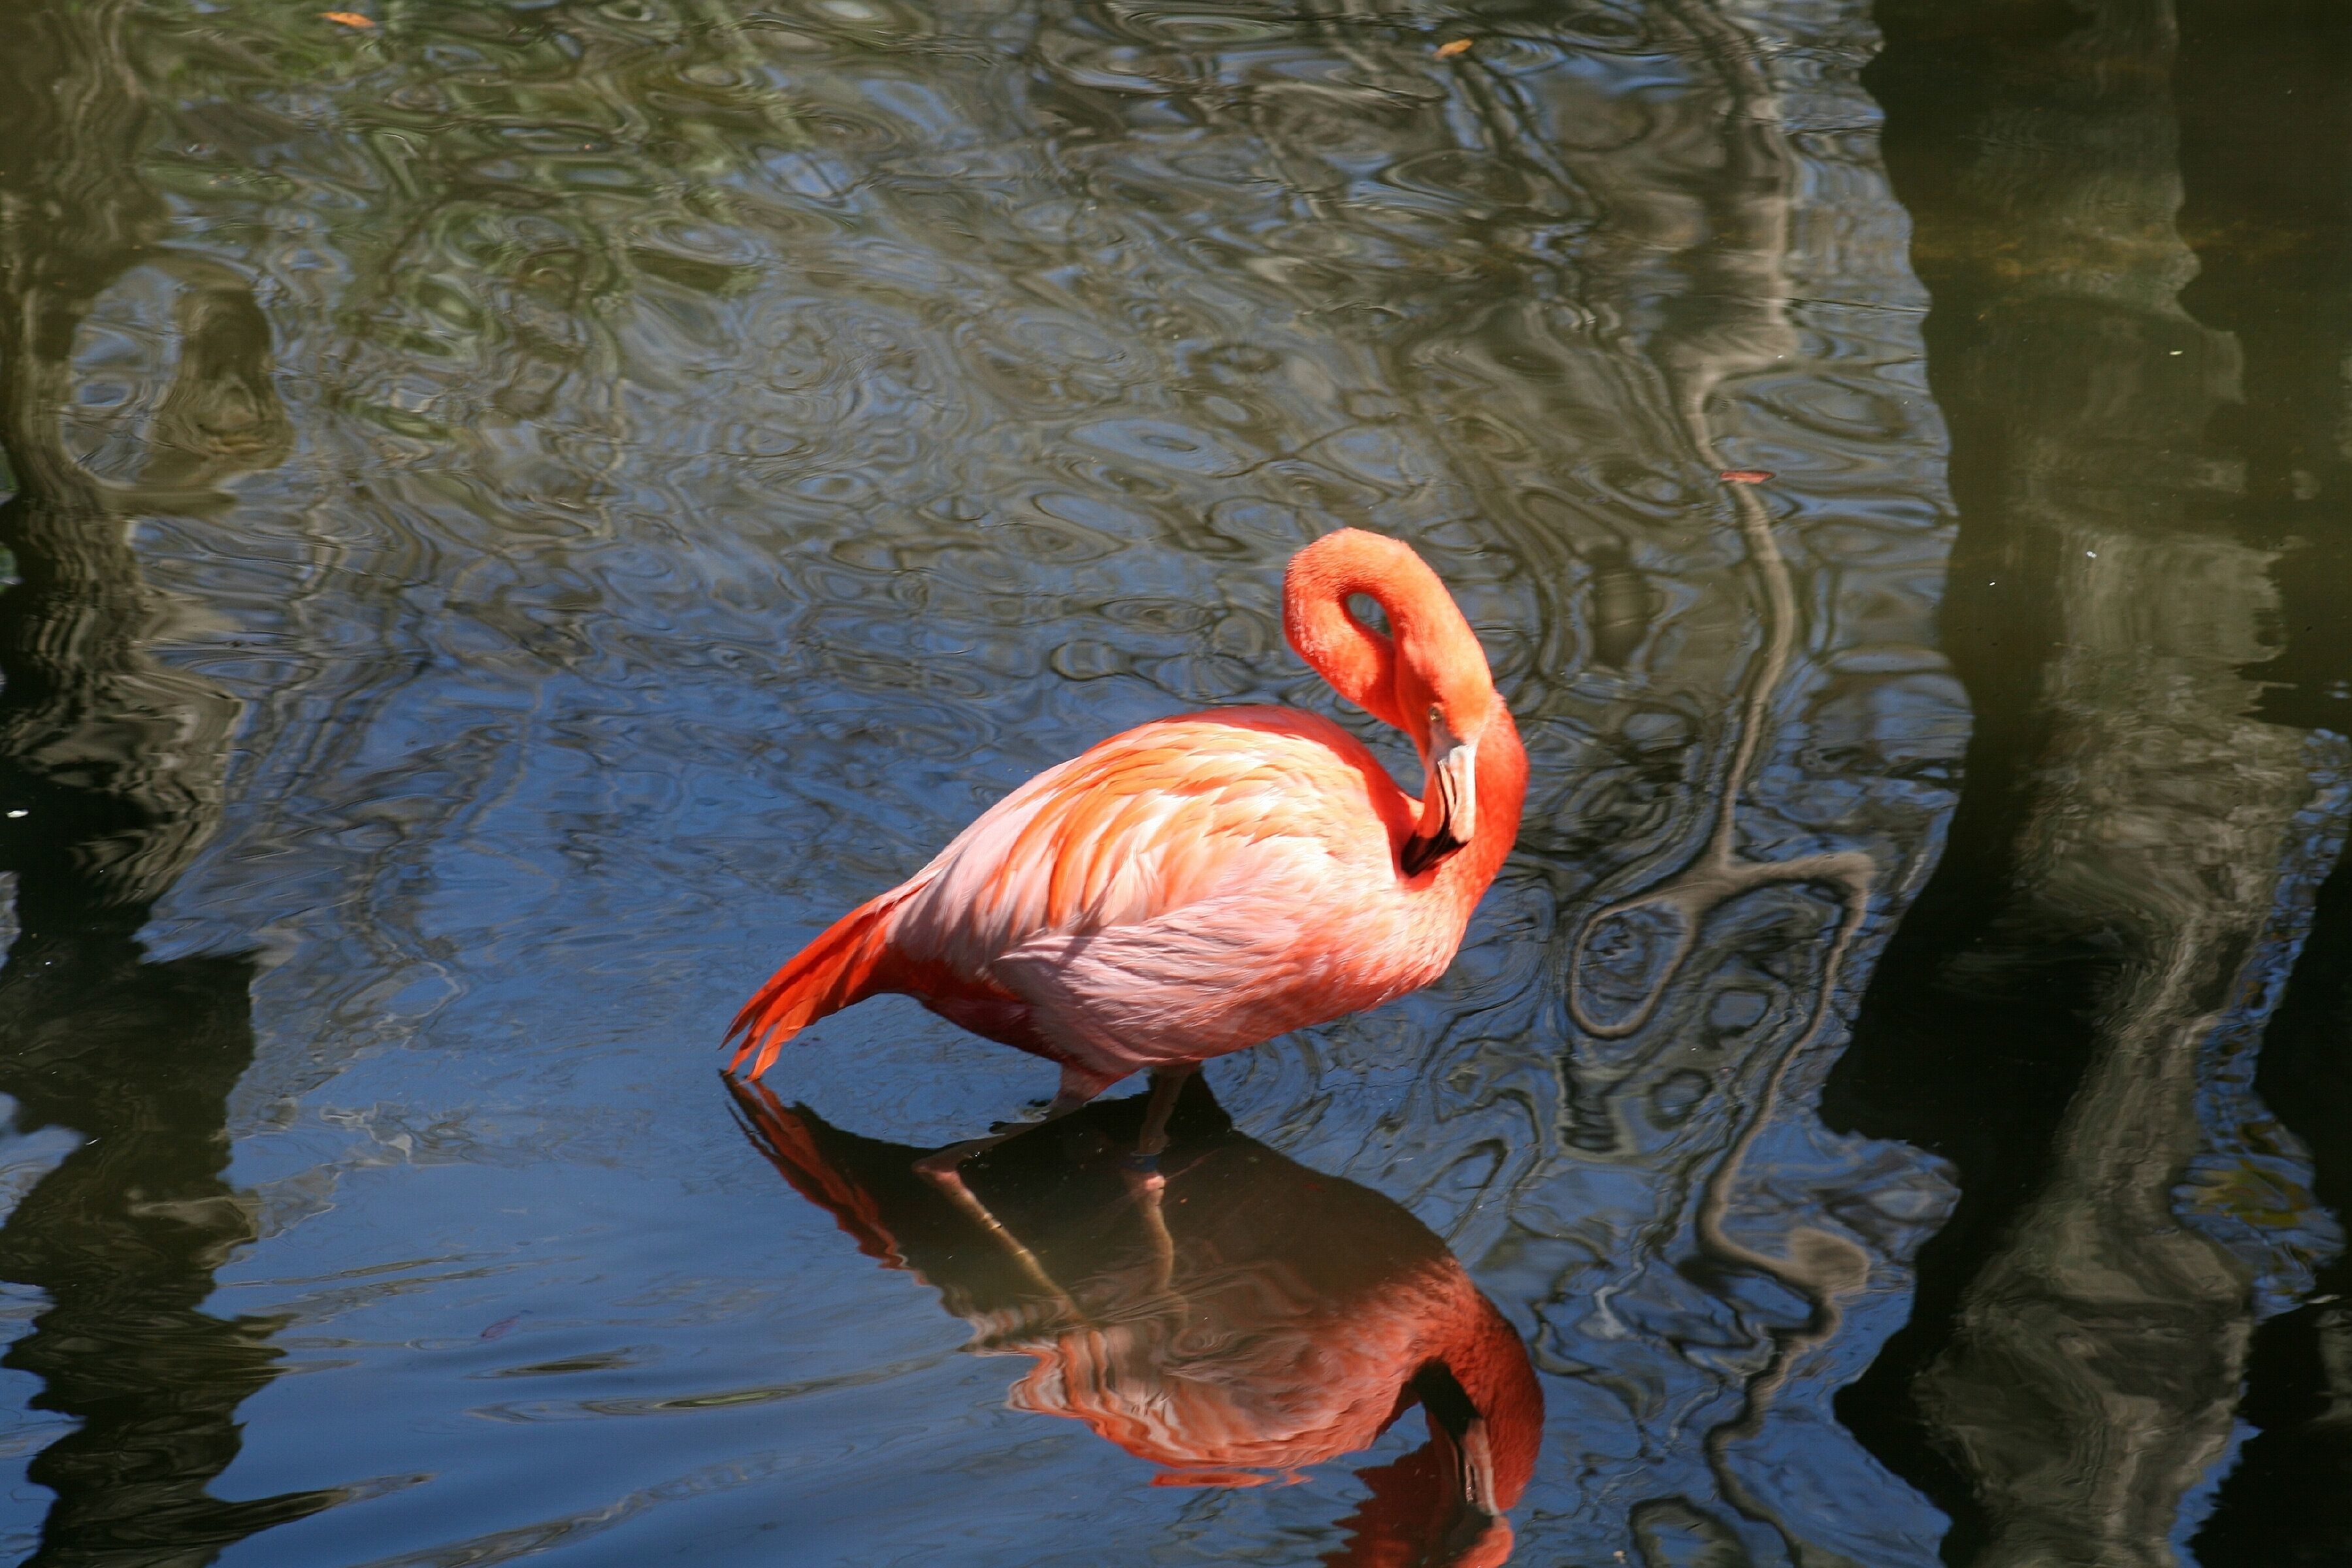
[0,1,2346,1564]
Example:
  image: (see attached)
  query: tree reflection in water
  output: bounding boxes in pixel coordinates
[729,1073,1541,1568]
[2174,5,2352,1552]
[1833,1,2352,1563]
[0,3,335,1562]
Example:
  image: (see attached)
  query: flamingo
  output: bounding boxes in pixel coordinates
[728,1074,1543,1567]
[726,527,1525,1235]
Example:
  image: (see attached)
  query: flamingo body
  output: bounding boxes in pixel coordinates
[885,709,1465,1084]
[729,529,1526,1090]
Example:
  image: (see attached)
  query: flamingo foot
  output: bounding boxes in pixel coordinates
[916,1142,1073,1304]
[1120,1063,1194,1301]
[1122,1164,1178,1296]
[909,1064,1115,1309]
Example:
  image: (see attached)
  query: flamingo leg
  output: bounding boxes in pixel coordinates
[1122,1064,1195,1298]
[1134,1062,1194,1160]
[913,1064,1110,1306]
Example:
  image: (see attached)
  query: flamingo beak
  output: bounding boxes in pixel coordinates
[1413,1362,1509,1559]
[1403,712,1477,877]
[1430,1414,1510,1566]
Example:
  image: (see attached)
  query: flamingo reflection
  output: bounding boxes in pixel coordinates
[728,1075,1541,1565]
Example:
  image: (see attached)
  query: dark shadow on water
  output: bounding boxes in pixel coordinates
[2174,4,2352,1561]
[0,5,336,1559]
[0,431,340,1568]
[1835,0,2352,1563]
[2193,855,2352,1565]
[0,478,342,1563]
[0,932,334,1568]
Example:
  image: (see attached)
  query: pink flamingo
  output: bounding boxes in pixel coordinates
[727,529,1525,1217]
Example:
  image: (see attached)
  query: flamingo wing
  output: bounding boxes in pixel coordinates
[899,713,1394,947]
[887,710,1431,1075]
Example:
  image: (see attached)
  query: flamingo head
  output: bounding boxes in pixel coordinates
[1384,571,1502,878]
[1394,663,1500,878]
[1282,528,1514,878]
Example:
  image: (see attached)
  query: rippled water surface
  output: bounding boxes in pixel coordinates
[2,1,2348,1564]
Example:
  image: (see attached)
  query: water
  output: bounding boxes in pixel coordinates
[0,1,2342,1563]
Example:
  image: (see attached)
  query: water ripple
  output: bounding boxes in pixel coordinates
[5,0,1959,1563]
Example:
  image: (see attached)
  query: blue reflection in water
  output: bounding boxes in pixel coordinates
[0,0,2014,1563]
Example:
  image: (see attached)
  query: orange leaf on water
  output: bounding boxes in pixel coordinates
[1719,469,1774,483]
[1434,39,1473,57]
[321,10,374,25]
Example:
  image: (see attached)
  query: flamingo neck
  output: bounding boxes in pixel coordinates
[1452,708,1528,890]
[1282,532,1409,728]
[1283,529,1485,732]
[1433,1287,1544,1511]
[1282,529,1524,886]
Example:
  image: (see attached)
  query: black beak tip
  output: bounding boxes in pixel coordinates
[1400,828,1464,877]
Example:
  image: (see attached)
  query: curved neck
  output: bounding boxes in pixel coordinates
[1282,534,1411,728]
[1435,1287,1544,1511]
[1284,530,1488,735]
[1284,530,1526,889]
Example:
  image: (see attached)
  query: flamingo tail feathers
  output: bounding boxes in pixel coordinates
[726,892,902,1078]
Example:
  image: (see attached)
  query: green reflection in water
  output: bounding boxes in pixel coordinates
[1832,3,2352,1567]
